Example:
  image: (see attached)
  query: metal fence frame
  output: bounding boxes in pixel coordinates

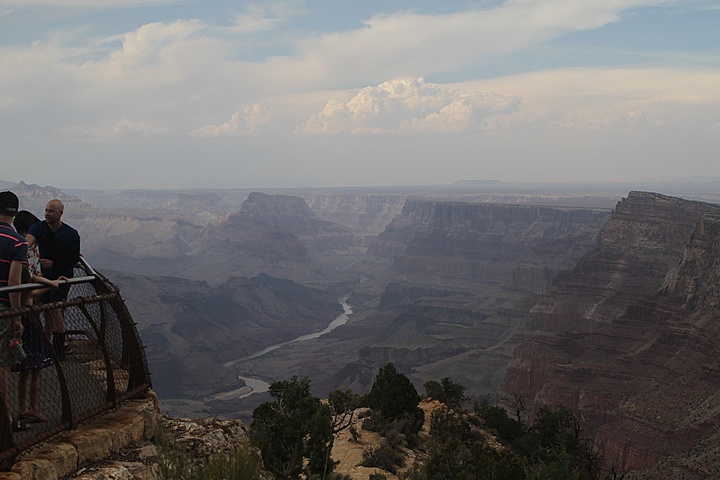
[0,258,151,464]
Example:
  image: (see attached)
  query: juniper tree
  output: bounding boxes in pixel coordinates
[250,376,335,479]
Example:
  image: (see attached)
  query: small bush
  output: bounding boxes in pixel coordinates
[398,462,427,480]
[154,424,264,480]
[361,440,406,474]
[382,422,407,450]
[362,411,420,449]
[362,409,385,432]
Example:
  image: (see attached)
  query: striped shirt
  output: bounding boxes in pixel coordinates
[0,221,28,307]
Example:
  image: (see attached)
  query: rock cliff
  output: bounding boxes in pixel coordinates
[370,200,609,286]
[500,193,720,475]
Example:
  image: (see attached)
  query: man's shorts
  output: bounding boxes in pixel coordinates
[40,282,71,304]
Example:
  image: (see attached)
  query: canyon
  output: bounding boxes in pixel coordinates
[5,179,720,477]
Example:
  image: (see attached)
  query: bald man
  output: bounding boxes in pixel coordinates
[26,199,80,359]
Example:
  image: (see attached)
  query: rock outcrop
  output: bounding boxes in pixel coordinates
[500,193,720,475]
[223,191,361,257]
[1,398,268,480]
[179,191,363,288]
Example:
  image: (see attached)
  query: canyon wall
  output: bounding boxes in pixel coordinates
[303,201,613,400]
[370,200,608,286]
[500,193,720,475]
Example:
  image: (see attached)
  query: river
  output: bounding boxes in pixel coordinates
[219,296,353,399]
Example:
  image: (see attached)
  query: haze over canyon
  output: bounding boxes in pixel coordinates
[3,177,720,477]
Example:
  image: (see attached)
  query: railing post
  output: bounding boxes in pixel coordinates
[77,303,117,405]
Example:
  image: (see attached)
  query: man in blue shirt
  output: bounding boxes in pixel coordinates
[26,199,80,359]
[0,191,28,436]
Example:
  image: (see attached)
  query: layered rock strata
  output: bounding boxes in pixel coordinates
[328,201,612,397]
[500,193,720,475]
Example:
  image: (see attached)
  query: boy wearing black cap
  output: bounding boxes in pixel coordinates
[0,191,28,436]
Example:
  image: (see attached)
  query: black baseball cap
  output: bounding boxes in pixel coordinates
[0,191,19,214]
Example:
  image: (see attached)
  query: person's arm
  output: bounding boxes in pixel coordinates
[31,275,59,289]
[25,233,36,247]
[8,261,24,336]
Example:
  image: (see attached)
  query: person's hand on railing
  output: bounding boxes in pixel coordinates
[33,275,68,290]
[12,316,23,337]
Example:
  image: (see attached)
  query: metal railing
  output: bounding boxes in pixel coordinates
[0,258,151,464]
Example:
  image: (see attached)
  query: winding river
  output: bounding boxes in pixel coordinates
[219,296,353,399]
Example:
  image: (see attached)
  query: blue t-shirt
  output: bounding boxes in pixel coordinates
[27,220,80,280]
[0,221,28,307]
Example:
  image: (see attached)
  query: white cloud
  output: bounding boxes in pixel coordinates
[188,102,270,137]
[98,20,208,74]
[296,78,521,135]
[259,0,670,90]
[0,1,680,123]
[292,67,720,138]
[229,2,305,34]
[455,67,720,134]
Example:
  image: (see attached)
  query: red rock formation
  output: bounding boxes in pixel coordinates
[501,193,720,475]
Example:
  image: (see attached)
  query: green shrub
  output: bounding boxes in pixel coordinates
[361,439,406,474]
[366,363,424,435]
[423,377,467,409]
[250,376,336,479]
[362,409,385,433]
[398,462,427,480]
[154,423,264,480]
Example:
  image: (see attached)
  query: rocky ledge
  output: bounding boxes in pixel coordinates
[0,394,256,480]
[1,397,158,480]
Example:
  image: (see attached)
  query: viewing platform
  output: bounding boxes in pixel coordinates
[0,258,151,465]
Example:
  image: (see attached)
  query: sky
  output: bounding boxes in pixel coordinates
[1,0,719,189]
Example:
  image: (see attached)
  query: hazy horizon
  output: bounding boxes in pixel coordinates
[3,176,720,198]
